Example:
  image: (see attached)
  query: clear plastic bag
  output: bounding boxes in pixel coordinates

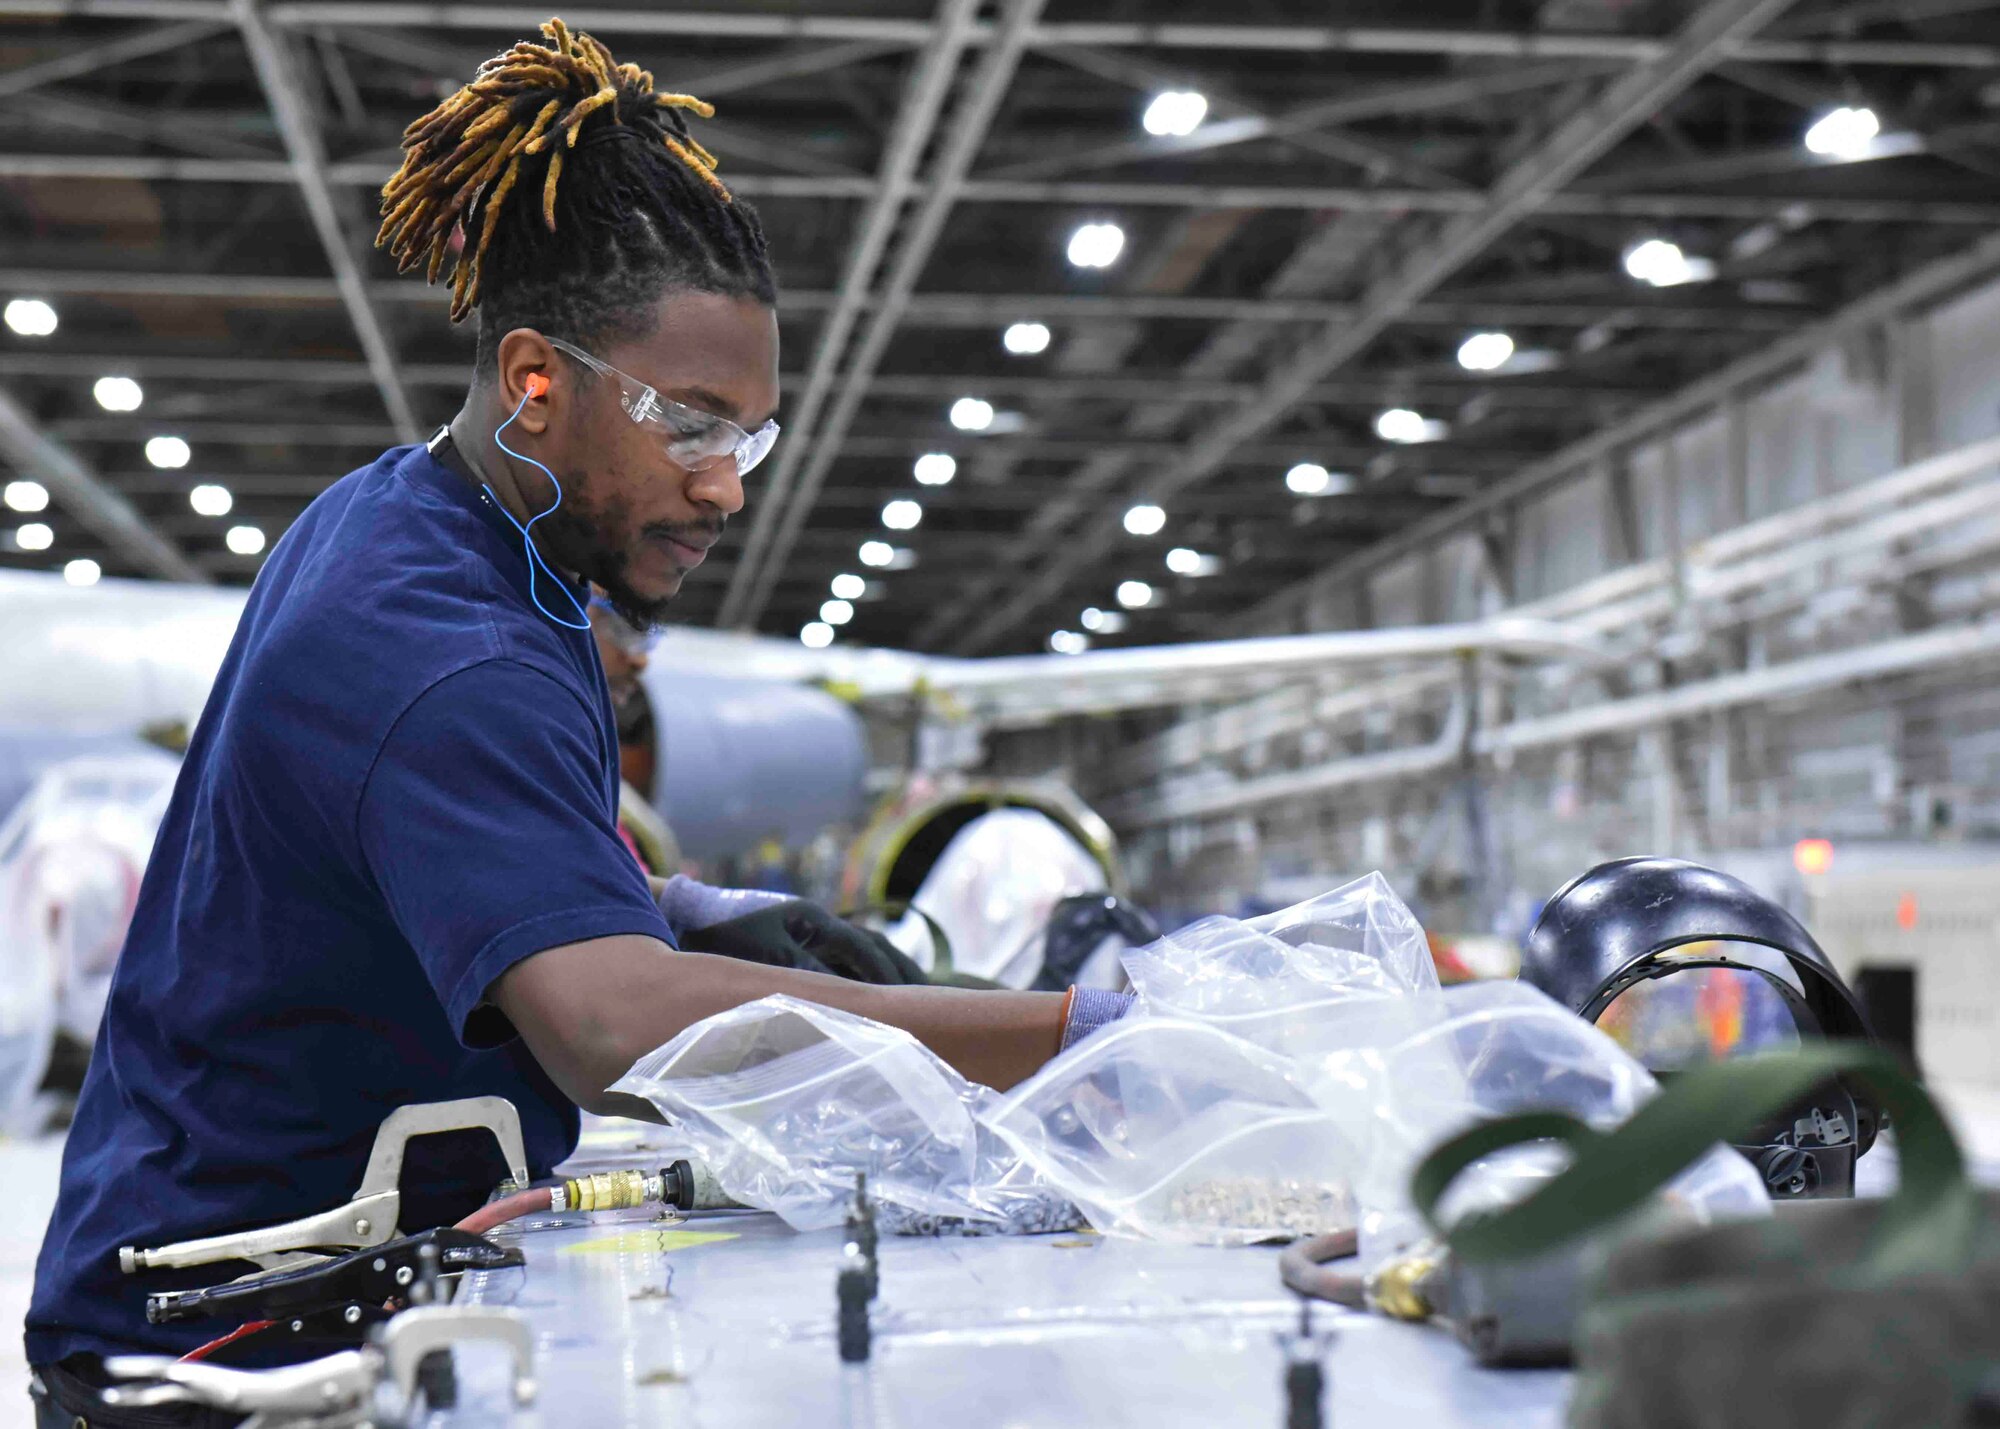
[612,995,1079,1234]
[977,1015,1362,1244]
[1296,982,1769,1261]
[978,980,1766,1254]
[1118,873,1435,1052]
[616,876,1767,1257]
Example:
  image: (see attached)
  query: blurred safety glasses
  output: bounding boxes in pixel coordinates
[547,336,779,476]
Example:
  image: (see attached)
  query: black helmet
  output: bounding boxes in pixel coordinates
[1522,857,1879,1199]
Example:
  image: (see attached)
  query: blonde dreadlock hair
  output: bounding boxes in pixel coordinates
[377,17,774,370]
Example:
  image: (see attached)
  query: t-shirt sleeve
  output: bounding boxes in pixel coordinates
[357,658,674,1047]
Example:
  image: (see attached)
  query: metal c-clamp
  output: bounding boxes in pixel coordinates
[100,1303,536,1428]
[120,1096,531,1275]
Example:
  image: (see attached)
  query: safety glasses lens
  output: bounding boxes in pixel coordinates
[736,422,779,476]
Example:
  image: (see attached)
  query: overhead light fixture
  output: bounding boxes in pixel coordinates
[1002,321,1050,355]
[4,479,48,513]
[1122,503,1165,536]
[800,621,834,649]
[859,540,895,567]
[1622,237,1715,288]
[820,598,854,626]
[882,498,923,530]
[145,435,191,469]
[226,524,266,556]
[830,572,866,600]
[1066,222,1125,269]
[64,557,100,587]
[1375,407,1440,444]
[1048,630,1089,655]
[913,452,956,486]
[1456,331,1516,372]
[949,396,993,431]
[93,375,144,412]
[15,521,53,551]
[1142,90,1207,138]
[1164,546,1223,577]
[1079,606,1127,634]
[1285,462,1330,496]
[1804,105,1880,160]
[3,298,57,337]
[1116,579,1153,609]
[190,484,233,517]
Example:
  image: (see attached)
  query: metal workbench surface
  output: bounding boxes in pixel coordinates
[448,1201,1568,1428]
[430,1100,2000,1427]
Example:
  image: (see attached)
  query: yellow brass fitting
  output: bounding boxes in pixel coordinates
[562,1170,650,1213]
[1364,1245,1442,1322]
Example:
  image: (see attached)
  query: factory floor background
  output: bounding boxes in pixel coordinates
[1,1089,1995,1411]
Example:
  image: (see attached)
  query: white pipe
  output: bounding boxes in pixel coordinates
[1110,683,1469,824]
[1118,618,2000,826]
[1118,436,2000,782]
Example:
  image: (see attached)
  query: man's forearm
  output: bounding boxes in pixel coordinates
[494,935,1064,1112]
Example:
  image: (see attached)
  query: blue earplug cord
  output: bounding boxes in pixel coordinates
[486,386,591,630]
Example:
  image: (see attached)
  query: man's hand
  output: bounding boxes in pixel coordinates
[647,875,927,985]
[679,901,927,985]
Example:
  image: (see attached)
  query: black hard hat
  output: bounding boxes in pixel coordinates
[1522,856,1880,1197]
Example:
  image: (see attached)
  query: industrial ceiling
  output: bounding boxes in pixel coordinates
[3,0,1997,653]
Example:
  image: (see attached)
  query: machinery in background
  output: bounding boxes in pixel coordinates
[840,778,1129,988]
[0,569,874,867]
[0,750,178,1132]
[1802,854,2000,1094]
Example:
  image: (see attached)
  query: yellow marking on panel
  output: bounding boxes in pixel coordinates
[561,1229,739,1256]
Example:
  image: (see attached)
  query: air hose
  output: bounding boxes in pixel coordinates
[455,1160,740,1235]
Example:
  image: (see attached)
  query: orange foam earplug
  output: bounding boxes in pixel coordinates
[524,373,550,399]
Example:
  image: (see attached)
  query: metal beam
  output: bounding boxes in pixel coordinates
[0,19,226,101]
[46,416,1549,469]
[233,6,2000,67]
[1237,224,2000,636]
[0,349,1675,409]
[0,386,206,582]
[0,270,1826,331]
[1024,48,1474,192]
[1002,48,1586,187]
[231,0,421,442]
[0,90,279,161]
[917,207,1409,651]
[10,151,1996,227]
[670,39,909,99]
[951,0,1801,654]
[727,0,1051,629]
[5,5,1987,65]
[715,0,985,627]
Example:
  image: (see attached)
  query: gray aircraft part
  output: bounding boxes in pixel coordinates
[641,666,867,860]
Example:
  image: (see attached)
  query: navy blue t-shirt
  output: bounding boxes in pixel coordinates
[27,441,674,1366]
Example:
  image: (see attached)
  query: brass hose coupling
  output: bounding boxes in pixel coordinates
[550,1170,663,1214]
[1365,1243,1443,1322]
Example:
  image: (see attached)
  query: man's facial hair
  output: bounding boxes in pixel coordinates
[534,465,721,631]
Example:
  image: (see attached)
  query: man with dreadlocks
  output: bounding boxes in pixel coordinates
[27,22,1125,1421]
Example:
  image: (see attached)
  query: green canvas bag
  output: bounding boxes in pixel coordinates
[1412,1045,2000,1427]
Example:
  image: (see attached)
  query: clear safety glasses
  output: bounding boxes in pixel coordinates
[546,336,779,476]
